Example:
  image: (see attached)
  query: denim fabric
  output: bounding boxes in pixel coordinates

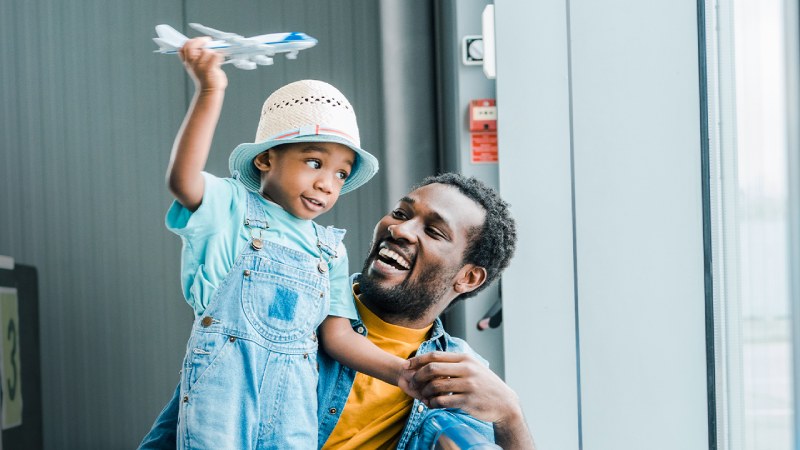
[142,190,342,449]
[140,271,495,449]
[138,384,179,450]
[166,173,354,321]
[317,274,495,449]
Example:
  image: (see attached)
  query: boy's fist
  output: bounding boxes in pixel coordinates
[179,37,228,92]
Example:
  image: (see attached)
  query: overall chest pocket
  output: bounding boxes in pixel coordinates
[242,266,326,343]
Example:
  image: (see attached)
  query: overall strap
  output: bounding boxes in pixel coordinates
[244,190,270,230]
[312,222,346,263]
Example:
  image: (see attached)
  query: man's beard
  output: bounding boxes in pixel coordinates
[359,257,458,322]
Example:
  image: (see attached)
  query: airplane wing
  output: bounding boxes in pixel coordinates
[188,23,241,40]
[188,23,264,47]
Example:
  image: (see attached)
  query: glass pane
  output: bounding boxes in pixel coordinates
[705,0,796,448]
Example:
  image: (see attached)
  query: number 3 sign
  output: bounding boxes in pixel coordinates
[0,287,22,429]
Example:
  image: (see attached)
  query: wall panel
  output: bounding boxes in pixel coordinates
[0,1,388,447]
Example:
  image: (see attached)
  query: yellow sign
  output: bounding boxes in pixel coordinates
[0,287,22,429]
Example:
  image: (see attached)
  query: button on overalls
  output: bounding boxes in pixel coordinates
[177,191,343,449]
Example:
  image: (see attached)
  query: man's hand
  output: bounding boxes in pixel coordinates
[407,351,536,450]
[407,351,517,422]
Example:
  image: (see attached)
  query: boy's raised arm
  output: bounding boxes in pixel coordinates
[166,37,228,212]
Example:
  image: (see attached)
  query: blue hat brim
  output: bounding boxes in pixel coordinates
[228,134,379,195]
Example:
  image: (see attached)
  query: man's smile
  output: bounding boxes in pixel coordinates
[378,247,411,269]
[369,239,415,277]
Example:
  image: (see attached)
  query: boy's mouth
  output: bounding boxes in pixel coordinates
[301,196,326,210]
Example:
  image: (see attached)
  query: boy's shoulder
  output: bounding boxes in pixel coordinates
[201,172,253,207]
[204,171,248,192]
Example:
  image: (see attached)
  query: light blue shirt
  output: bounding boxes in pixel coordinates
[166,172,355,319]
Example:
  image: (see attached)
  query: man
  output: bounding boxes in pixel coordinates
[140,173,535,449]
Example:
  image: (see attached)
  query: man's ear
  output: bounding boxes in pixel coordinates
[454,264,487,294]
[253,151,271,172]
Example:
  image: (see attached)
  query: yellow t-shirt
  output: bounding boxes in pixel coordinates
[322,284,432,449]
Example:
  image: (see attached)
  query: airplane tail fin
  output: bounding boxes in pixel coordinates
[153,24,188,53]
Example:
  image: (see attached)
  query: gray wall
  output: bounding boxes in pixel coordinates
[0,1,395,447]
[434,0,505,379]
[497,0,709,449]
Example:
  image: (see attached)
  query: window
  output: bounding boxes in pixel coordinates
[704,0,799,448]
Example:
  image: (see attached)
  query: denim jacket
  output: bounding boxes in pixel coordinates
[316,274,495,449]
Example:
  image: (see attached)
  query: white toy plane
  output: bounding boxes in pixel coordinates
[153,23,317,70]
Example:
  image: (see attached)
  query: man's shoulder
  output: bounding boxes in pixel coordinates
[435,328,491,368]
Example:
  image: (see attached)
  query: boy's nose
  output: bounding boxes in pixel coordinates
[314,175,333,193]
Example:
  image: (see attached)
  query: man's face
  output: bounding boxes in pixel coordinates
[359,183,486,323]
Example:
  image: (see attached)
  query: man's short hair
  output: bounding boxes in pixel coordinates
[417,173,517,301]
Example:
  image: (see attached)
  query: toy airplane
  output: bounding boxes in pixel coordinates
[153,23,317,70]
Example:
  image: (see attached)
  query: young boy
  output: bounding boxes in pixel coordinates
[158,37,413,448]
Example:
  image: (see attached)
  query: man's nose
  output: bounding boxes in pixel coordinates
[388,221,418,243]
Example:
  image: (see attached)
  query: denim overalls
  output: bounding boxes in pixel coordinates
[177,190,344,449]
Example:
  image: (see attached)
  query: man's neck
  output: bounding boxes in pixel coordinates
[358,294,439,330]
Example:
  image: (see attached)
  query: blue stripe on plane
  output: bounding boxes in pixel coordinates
[284,32,305,41]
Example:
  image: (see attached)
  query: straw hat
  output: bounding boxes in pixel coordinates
[229,80,379,195]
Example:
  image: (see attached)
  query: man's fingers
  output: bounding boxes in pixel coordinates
[427,393,468,410]
[410,353,481,385]
[419,376,460,398]
[407,351,468,370]
[420,374,482,398]
[412,362,470,385]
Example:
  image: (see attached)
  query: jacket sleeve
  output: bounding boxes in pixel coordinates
[137,383,180,450]
[407,409,495,449]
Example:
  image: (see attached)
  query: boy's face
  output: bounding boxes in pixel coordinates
[253,142,355,220]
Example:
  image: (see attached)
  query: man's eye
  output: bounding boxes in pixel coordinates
[336,171,349,180]
[426,227,444,239]
[391,209,407,219]
[306,160,321,169]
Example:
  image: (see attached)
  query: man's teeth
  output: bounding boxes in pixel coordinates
[378,247,410,269]
[307,198,322,206]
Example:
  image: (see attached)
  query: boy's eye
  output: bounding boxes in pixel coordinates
[306,160,321,169]
[336,171,349,181]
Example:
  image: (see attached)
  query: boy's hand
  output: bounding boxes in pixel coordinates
[179,37,228,92]
[397,366,424,400]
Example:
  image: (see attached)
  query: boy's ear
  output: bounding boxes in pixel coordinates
[453,264,487,295]
[253,151,271,172]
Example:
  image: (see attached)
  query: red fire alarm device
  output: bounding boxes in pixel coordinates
[469,99,497,131]
[469,99,498,163]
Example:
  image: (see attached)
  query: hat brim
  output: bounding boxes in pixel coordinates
[229,134,379,195]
